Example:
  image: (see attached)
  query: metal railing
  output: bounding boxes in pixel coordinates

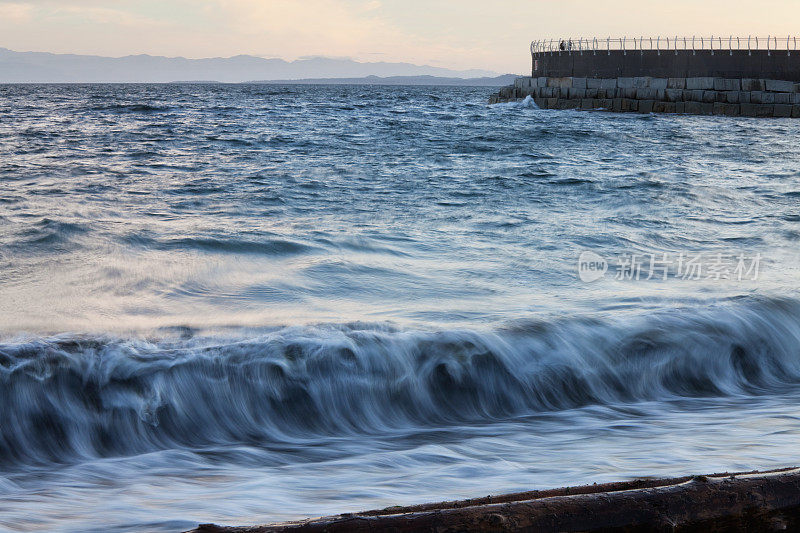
[531,36,799,57]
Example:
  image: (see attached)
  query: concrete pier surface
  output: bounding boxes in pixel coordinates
[187,468,800,532]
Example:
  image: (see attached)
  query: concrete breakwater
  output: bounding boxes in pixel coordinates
[491,75,800,117]
[494,38,800,116]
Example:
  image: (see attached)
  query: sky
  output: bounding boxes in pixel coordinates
[0,0,798,74]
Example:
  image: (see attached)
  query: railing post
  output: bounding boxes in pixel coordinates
[527,34,797,62]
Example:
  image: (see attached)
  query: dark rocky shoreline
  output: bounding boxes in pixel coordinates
[187,468,800,532]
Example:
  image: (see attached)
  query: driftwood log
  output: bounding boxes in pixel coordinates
[189,468,800,532]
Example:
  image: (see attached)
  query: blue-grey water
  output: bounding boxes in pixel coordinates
[2,84,800,532]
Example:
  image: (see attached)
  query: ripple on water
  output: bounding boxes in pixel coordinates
[1,84,800,531]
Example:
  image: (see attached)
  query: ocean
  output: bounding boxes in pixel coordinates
[1,83,800,532]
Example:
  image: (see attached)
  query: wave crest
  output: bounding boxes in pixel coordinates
[2,297,800,467]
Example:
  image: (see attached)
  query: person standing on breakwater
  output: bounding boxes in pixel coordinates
[559,40,566,51]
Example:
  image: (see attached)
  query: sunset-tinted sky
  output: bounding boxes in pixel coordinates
[1,0,797,73]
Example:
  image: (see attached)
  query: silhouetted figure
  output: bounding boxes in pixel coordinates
[559,40,566,51]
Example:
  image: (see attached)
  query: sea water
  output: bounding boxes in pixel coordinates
[1,83,800,531]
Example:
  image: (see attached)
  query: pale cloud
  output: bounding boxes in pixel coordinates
[0,2,34,22]
[50,5,169,28]
[213,1,406,52]
[204,0,500,69]
[214,0,388,43]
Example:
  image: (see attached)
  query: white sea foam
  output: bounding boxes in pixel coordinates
[491,94,540,109]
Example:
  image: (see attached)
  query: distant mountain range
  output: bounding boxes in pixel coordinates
[0,48,512,84]
[249,74,518,86]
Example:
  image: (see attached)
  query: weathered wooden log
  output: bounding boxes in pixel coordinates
[188,468,800,532]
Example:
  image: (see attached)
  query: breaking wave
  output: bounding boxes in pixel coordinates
[2,296,799,468]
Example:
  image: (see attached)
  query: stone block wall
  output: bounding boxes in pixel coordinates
[489,76,800,117]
